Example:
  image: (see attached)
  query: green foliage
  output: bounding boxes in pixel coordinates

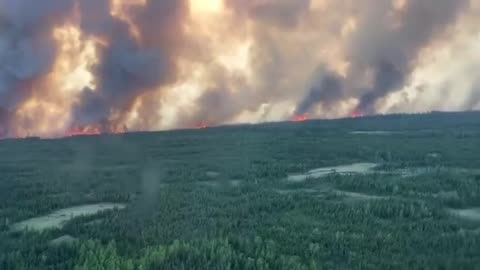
[1,112,480,269]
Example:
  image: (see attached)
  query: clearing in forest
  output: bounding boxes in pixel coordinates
[448,208,480,222]
[287,163,379,182]
[350,131,397,135]
[334,190,388,201]
[11,203,126,232]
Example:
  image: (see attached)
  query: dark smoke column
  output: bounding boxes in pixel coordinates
[348,0,468,115]
[294,69,344,117]
[0,0,75,136]
[72,0,187,132]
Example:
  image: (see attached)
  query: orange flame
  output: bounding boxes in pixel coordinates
[195,122,209,129]
[292,115,309,122]
[351,111,364,118]
[65,127,102,138]
[65,124,129,138]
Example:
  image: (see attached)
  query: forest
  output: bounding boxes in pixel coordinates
[1,111,480,269]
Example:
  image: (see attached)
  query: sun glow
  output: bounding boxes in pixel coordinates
[189,0,224,15]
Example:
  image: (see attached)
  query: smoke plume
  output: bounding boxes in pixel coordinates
[295,68,344,116]
[73,0,186,130]
[0,0,478,137]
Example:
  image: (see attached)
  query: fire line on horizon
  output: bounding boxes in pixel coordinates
[0,0,479,138]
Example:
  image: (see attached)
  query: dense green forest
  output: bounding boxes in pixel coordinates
[1,111,480,269]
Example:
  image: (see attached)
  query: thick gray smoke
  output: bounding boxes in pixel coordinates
[0,0,476,136]
[0,108,8,137]
[185,0,316,125]
[346,0,468,114]
[467,82,480,110]
[73,0,186,130]
[0,0,74,135]
[0,0,187,135]
[213,0,469,120]
[225,0,311,28]
[356,61,405,114]
[295,68,344,116]
[192,88,251,126]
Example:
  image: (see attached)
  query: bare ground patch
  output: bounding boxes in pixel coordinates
[11,203,126,232]
[275,185,386,202]
[229,180,242,187]
[350,131,397,135]
[50,235,77,246]
[448,208,480,222]
[274,188,319,195]
[206,171,221,178]
[287,163,379,182]
[334,190,388,202]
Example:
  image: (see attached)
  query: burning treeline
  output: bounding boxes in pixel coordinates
[0,0,479,138]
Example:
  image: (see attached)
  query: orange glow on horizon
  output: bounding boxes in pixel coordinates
[195,122,209,129]
[292,115,309,122]
[351,111,364,118]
